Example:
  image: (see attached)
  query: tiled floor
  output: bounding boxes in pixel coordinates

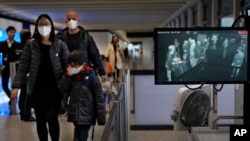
[0,108,107,141]
[0,103,190,141]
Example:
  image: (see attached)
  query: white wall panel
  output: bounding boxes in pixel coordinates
[89,31,112,55]
[0,18,22,31]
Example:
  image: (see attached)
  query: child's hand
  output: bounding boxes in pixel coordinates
[67,64,85,75]
[67,66,73,76]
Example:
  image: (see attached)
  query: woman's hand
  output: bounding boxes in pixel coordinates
[10,88,19,100]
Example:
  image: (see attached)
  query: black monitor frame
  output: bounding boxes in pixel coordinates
[154,27,249,85]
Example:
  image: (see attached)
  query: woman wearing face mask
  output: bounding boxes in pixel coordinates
[10,14,69,141]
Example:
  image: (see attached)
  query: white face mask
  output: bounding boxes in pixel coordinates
[68,20,78,29]
[71,65,83,75]
[38,25,51,37]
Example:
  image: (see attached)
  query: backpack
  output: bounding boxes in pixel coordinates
[71,70,95,92]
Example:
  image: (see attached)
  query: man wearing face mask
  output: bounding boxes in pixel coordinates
[57,10,107,116]
[58,10,106,82]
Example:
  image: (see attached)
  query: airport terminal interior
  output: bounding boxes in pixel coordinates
[0,54,192,141]
[0,0,249,141]
[0,46,245,141]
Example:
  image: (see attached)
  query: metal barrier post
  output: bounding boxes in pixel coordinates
[118,85,124,141]
[9,62,17,114]
[100,69,131,141]
[124,70,130,141]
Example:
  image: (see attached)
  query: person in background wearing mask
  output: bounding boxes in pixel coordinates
[0,26,22,107]
[18,29,36,121]
[10,14,69,141]
[57,10,107,116]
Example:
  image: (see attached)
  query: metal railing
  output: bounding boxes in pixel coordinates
[101,70,130,141]
[9,62,18,114]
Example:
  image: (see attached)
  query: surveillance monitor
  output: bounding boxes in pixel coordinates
[154,27,249,84]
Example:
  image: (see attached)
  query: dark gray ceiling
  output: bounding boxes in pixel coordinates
[0,0,188,42]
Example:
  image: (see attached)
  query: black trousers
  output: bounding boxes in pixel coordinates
[18,84,32,119]
[1,67,10,99]
[34,103,60,141]
[73,123,95,141]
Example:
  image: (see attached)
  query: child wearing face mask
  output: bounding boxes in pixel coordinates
[59,50,106,141]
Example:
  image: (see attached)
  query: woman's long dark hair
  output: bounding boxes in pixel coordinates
[33,13,56,42]
[110,35,119,45]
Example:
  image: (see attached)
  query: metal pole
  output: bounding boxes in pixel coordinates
[9,62,17,114]
[208,84,219,129]
[124,70,130,141]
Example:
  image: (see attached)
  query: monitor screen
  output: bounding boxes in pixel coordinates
[154,27,249,84]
